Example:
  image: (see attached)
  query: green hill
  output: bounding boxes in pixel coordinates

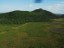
[0,9,56,24]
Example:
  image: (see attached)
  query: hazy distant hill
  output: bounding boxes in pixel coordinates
[0,8,60,24]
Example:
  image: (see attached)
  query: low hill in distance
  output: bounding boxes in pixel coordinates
[0,8,58,24]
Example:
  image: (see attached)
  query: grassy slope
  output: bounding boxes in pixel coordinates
[0,22,64,48]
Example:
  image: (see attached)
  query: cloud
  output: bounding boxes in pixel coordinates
[28,4,34,8]
[43,2,64,14]
[0,5,23,13]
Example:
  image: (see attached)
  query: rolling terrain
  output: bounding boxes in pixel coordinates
[0,9,64,48]
[0,22,64,48]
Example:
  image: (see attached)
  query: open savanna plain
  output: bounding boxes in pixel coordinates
[0,22,64,48]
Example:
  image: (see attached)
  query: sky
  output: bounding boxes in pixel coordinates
[0,0,64,14]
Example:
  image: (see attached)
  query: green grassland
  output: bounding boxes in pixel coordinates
[0,22,64,48]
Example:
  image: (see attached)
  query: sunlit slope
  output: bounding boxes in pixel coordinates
[0,22,64,48]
